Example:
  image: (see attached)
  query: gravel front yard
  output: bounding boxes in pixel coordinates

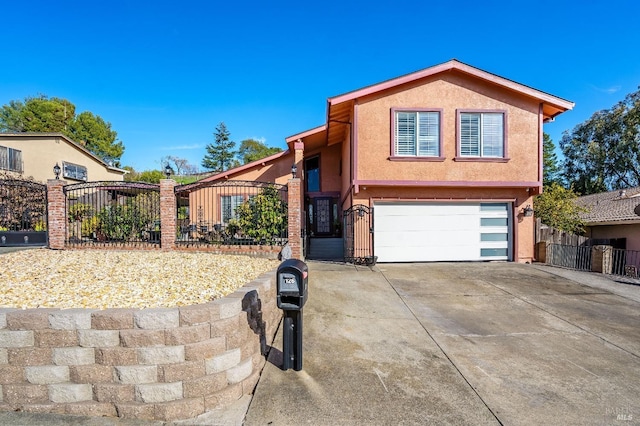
[0,249,278,310]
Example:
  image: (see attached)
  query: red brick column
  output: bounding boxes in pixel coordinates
[287,178,302,259]
[46,179,67,250]
[160,179,177,251]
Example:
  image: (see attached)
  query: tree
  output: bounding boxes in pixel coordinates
[543,133,562,187]
[560,87,640,195]
[237,139,283,164]
[123,168,165,183]
[534,183,588,234]
[0,96,75,133]
[161,155,198,175]
[69,111,123,166]
[202,122,236,172]
[0,95,124,165]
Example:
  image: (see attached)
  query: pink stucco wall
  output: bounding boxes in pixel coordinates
[354,71,540,184]
[587,224,640,252]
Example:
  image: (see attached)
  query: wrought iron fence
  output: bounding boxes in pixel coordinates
[175,180,288,246]
[64,181,160,247]
[611,248,640,278]
[343,204,376,265]
[0,178,47,246]
[547,244,592,271]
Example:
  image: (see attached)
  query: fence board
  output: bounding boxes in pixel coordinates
[535,218,588,246]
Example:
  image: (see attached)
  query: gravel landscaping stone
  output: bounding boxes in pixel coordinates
[0,250,277,309]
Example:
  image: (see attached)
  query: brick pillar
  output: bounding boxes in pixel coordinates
[160,179,177,251]
[46,179,67,250]
[287,178,302,259]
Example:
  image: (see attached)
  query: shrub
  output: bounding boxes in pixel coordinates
[236,186,287,244]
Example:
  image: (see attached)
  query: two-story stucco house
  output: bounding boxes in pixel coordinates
[196,60,573,263]
[0,133,126,183]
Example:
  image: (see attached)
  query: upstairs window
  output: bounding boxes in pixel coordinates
[394,110,441,157]
[459,112,505,158]
[0,146,23,173]
[63,162,88,181]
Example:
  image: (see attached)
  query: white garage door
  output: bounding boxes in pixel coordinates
[373,202,512,262]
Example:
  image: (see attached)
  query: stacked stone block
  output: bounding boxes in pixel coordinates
[0,272,280,422]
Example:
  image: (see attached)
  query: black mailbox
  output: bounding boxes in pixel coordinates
[277,259,308,311]
[276,259,308,371]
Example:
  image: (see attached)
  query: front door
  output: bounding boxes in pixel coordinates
[308,197,336,237]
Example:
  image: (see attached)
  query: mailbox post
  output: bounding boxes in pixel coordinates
[276,259,308,371]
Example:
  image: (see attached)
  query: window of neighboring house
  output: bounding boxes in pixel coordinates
[221,195,245,223]
[458,111,506,158]
[306,156,320,192]
[0,146,23,173]
[393,110,441,157]
[63,162,88,181]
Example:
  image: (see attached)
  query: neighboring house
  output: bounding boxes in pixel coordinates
[0,133,126,183]
[575,187,640,251]
[196,59,573,263]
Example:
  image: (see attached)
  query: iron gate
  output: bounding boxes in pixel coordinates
[174,180,288,246]
[0,179,48,246]
[64,181,161,247]
[343,204,376,265]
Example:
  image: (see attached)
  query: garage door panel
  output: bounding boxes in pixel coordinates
[375,230,478,247]
[376,245,479,263]
[373,202,511,262]
[375,216,478,232]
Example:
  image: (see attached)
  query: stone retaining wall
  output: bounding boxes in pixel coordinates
[0,271,281,422]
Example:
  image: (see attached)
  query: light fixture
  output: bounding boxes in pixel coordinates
[53,163,61,179]
[522,204,534,217]
[164,164,172,178]
[291,163,298,178]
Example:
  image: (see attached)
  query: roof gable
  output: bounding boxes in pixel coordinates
[328,59,574,115]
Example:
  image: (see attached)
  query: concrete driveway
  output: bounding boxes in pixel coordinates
[246,262,640,425]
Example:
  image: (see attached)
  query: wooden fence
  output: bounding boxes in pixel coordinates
[535,218,589,246]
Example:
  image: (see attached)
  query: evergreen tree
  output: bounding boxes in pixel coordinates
[0,95,124,165]
[543,133,561,187]
[202,122,236,172]
[237,139,283,164]
[560,87,640,195]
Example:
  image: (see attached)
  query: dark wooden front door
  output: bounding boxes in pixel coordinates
[309,197,334,236]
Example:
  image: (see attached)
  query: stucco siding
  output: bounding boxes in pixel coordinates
[355,71,540,184]
[0,136,124,182]
[220,158,291,185]
[588,224,640,252]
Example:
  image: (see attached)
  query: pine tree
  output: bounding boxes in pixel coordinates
[543,133,561,187]
[202,122,236,172]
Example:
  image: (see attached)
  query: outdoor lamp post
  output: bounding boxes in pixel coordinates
[53,163,61,179]
[291,163,297,178]
[164,164,172,178]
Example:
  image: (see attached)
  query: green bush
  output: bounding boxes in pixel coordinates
[236,186,287,244]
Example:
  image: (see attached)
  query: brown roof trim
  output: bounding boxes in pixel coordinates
[284,125,327,143]
[0,132,127,174]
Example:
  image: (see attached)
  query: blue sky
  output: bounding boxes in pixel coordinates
[2,0,639,172]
